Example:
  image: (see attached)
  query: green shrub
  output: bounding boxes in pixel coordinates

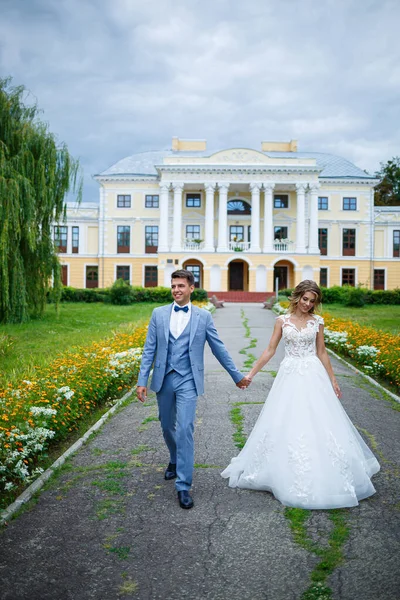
[58,284,208,305]
[110,279,133,305]
[343,286,366,307]
[321,286,348,304]
[365,288,400,305]
[59,287,110,303]
[279,288,293,298]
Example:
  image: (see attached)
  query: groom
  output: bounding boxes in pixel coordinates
[136,269,250,509]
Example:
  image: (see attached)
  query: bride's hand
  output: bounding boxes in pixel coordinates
[332,379,342,399]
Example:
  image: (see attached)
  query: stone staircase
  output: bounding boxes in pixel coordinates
[207,291,275,303]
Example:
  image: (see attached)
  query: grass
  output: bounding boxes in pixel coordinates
[288,507,350,600]
[0,302,162,386]
[322,304,400,334]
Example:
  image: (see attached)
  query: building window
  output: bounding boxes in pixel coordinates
[144,266,158,287]
[230,225,244,241]
[61,265,68,286]
[318,228,328,256]
[117,226,130,253]
[342,228,356,256]
[248,225,251,242]
[186,193,201,207]
[116,266,130,282]
[186,225,201,240]
[117,195,131,208]
[374,269,385,290]
[318,197,328,210]
[72,226,79,254]
[145,195,159,208]
[86,266,99,288]
[343,197,357,211]
[227,200,251,214]
[54,226,67,253]
[320,267,328,287]
[393,230,400,257]
[145,226,158,253]
[186,265,201,288]
[274,226,288,240]
[274,195,289,209]
[341,268,355,286]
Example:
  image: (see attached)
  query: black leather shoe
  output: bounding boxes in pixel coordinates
[177,490,194,509]
[164,463,177,480]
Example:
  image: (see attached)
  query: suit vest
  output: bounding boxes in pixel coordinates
[165,318,192,377]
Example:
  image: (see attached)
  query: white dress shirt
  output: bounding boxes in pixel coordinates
[169,302,191,339]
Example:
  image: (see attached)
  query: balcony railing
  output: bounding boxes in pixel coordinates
[273,240,294,252]
[183,241,205,251]
[228,241,250,252]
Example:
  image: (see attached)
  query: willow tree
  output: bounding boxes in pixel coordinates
[0,77,81,323]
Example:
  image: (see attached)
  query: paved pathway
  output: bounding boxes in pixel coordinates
[1,304,399,600]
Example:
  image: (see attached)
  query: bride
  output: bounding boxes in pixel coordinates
[221,280,380,509]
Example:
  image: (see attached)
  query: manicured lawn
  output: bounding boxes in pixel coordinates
[322,304,400,334]
[0,302,163,387]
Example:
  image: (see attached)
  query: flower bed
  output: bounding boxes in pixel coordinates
[0,325,148,493]
[322,314,400,392]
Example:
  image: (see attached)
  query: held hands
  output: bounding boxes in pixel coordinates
[236,376,252,390]
[136,386,147,403]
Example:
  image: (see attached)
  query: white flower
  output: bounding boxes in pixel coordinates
[30,407,57,417]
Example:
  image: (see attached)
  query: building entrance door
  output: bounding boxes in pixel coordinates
[273,266,288,290]
[229,262,244,290]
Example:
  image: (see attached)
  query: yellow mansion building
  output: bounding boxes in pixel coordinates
[56,138,400,293]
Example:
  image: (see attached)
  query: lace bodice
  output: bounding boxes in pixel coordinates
[278,314,324,360]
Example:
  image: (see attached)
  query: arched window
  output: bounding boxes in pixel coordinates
[227,200,251,215]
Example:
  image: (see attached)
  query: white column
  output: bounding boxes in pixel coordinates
[98,185,106,288]
[171,182,184,252]
[296,183,306,253]
[217,183,229,252]
[250,183,261,252]
[263,183,275,253]
[158,182,170,252]
[204,183,216,252]
[308,183,320,253]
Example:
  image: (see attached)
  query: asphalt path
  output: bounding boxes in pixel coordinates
[0,303,399,600]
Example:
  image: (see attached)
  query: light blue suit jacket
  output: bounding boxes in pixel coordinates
[137,303,244,396]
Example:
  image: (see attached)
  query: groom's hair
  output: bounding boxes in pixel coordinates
[171,269,195,286]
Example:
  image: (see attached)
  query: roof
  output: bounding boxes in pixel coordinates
[97,148,374,180]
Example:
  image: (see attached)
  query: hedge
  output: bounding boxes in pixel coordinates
[279,286,400,306]
[57,283,208,305]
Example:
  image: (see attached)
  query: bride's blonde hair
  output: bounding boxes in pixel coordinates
[288,280,322,314]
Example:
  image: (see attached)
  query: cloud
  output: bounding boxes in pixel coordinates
[0,0,399,200]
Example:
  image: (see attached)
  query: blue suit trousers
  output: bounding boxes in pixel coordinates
[157,371,197,492]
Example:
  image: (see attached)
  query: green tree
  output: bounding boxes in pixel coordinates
[0,77,81,323]
[374,157,400,206]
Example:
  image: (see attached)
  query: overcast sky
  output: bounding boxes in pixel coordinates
[1,0,399,202]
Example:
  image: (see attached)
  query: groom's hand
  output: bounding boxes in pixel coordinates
[236,376,252,389]
[136,386,147,403]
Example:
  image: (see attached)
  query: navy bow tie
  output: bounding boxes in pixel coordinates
[174,305,189,313]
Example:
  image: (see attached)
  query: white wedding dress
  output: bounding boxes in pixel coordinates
[221,314,380,509]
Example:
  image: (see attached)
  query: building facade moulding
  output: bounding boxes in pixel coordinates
[181,255,208,266]
[159,171,320,186]
[320,178,378,186]
[224,255,254,267]
[270,256,300,268]
[94,175,158,183]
